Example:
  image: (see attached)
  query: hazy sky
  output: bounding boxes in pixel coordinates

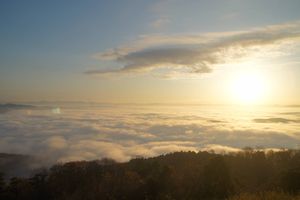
[1,0,300,104]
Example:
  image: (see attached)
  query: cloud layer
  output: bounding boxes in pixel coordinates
[87,22,300,76]
[0,104,299,163]
[253,117,300,123]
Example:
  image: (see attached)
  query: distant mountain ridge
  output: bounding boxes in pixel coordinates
[0,103,34,113]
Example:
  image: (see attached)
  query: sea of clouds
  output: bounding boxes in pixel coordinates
[0,103,299,164]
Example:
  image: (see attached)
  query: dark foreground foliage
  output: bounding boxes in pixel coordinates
[1,149,300,200]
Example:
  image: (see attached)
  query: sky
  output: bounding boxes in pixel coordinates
[0,0,300,164]
[1,0,300,105]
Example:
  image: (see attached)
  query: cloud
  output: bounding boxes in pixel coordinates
[0,103,35,114]
[45,136,68,150]
[201,144,241,154]
[150,17,170,29]
[280,112,300,117]
[87,21,300,76]
[253,118,300,123]
[0,103,299,164]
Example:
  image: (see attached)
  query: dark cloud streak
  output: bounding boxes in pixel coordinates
[86,22,300,76]
[253,118,300,123]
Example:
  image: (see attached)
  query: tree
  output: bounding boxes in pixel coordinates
[200,156,233,199]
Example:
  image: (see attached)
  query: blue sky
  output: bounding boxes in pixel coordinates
[1,0,300,104]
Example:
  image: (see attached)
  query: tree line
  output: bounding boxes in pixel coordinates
[1,149,300,200]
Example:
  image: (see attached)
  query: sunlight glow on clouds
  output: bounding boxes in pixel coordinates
[0,104,299,163]
[87,22,300,77]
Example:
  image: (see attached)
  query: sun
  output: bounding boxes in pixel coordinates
[229,70,267,104]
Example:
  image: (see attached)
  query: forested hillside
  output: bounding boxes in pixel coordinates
[1,149,300,200]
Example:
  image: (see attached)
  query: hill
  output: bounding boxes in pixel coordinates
[1,150,300,199]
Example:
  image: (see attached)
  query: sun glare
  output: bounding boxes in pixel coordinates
[230,70,267,104]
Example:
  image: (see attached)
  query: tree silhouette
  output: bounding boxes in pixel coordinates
[200,156,233,199]
[1,150,300,200]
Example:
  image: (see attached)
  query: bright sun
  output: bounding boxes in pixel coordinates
[230,70,267,104]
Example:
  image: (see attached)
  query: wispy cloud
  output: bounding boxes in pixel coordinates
[150,17,170,29]
[86,21,300,77]
[148,0,172,29]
